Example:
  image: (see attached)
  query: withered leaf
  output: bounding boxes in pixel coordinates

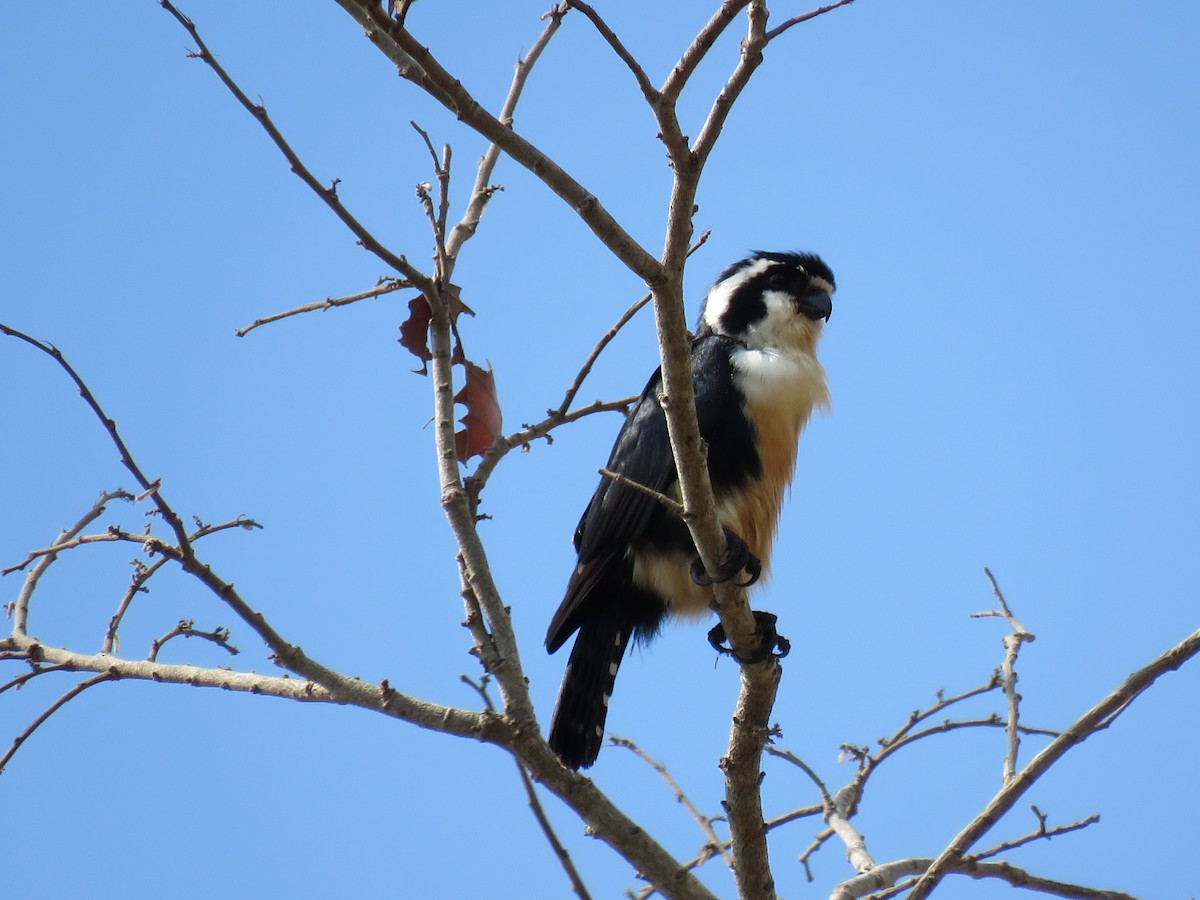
[453,361,502,462]
[396,286,476,374]
[398,296,434,374]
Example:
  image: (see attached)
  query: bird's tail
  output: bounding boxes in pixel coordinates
[548,605,633,770]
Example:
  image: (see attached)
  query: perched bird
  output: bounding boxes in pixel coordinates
[545,250,836,769]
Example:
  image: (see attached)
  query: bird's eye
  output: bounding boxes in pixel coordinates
[765,270,791,289]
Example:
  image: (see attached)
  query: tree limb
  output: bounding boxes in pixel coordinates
[332,0,664,285]
[161,0,425,284]
[908,624,1200,899]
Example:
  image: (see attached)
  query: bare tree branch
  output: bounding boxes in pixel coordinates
[0,323,500,750]
[412,135,715,899]
[841,856,1138,900]
[0,632,497,740]
[0,664,71,696]
[908,624,1200,899]
[1,492,133,577]
[611,735,734,870]
[147,619,240,662]
[661,1,751,102]
[557,229,712,418]
[564,2,661,106]
[105,515,261,654]
[598,469,687,518]
[160,1,430,289]
[768,749,876,876]
[466,674,594,900]
[236,278,410,337]
[691,0,768,166]
[972,567,1035,784]
[0,672,114,774]
[466,229,711,502]
[633,802,825,900]
[467,397,637,502]
[332,0,664,285]
[443,3,567,263]
[764,0,856,42]
[974,810,1101,862]
[144,8,713,894]
[0,476,132,633]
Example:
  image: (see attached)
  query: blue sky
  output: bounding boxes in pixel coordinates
[2,2,1198,898]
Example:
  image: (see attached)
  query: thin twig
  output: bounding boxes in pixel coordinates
[104,514,259,654]
[0,663,71,696]
[844,857,1138,900]
[598,469,686,518]
[332,0,663,284]
[2,323,198,566]
[557,229,712,417]
[467,397,636,501]
[611,735,734,869]
[4,527,130,576]
[0,631,498,744]
[565,1,659,104]
[974,810,1101,862]
[634,798,825,898]
[466,230,710,500]
[0,480,133,632]
[767,748,831,804]
[443,2,567,264]
[973,568,1036,784]
[410,121,452,277]
[423,219,530,721]
[160,1,426,286]
[782,665,1058,875]
[691,0,770,166]
[104,556,170,655]
[908,623,1200,899]
[767,750,875,875]
[3,321,458,726]
[236,279,409,337]
[455,553,503,680]
[147,619,240,662]
[764,0,856,42]
[0,673,114,774]
[797,828,833,881]
[464,675,593,900]
[661,1,751,102]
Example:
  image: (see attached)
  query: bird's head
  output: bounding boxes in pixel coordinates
[697,251,835,352]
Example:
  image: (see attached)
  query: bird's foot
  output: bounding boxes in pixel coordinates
[707,610,791,663]
[689,526,762,588]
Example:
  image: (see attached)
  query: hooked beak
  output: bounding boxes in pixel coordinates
[797,292,832,322]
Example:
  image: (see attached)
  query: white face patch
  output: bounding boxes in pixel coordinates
[741,289,820,352]
[701,257,774,334]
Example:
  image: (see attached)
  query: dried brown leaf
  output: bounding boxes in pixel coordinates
[454,361,502,462]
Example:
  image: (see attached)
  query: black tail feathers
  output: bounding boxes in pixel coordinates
[548,608,632,770]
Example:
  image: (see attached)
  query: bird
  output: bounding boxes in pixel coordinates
[545,250,836,769]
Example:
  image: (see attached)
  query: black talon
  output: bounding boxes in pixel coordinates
[707,621,730,654]
[738,554,762,588]
[707,610,790,663]
[690,526,761,587]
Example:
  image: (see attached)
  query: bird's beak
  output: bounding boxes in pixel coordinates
[798,292,832,322]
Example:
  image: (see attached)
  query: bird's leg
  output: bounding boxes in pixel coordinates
[707,610,791,663]
[689,526,762,587]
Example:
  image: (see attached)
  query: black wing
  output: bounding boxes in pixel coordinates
[545,334,748,651]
